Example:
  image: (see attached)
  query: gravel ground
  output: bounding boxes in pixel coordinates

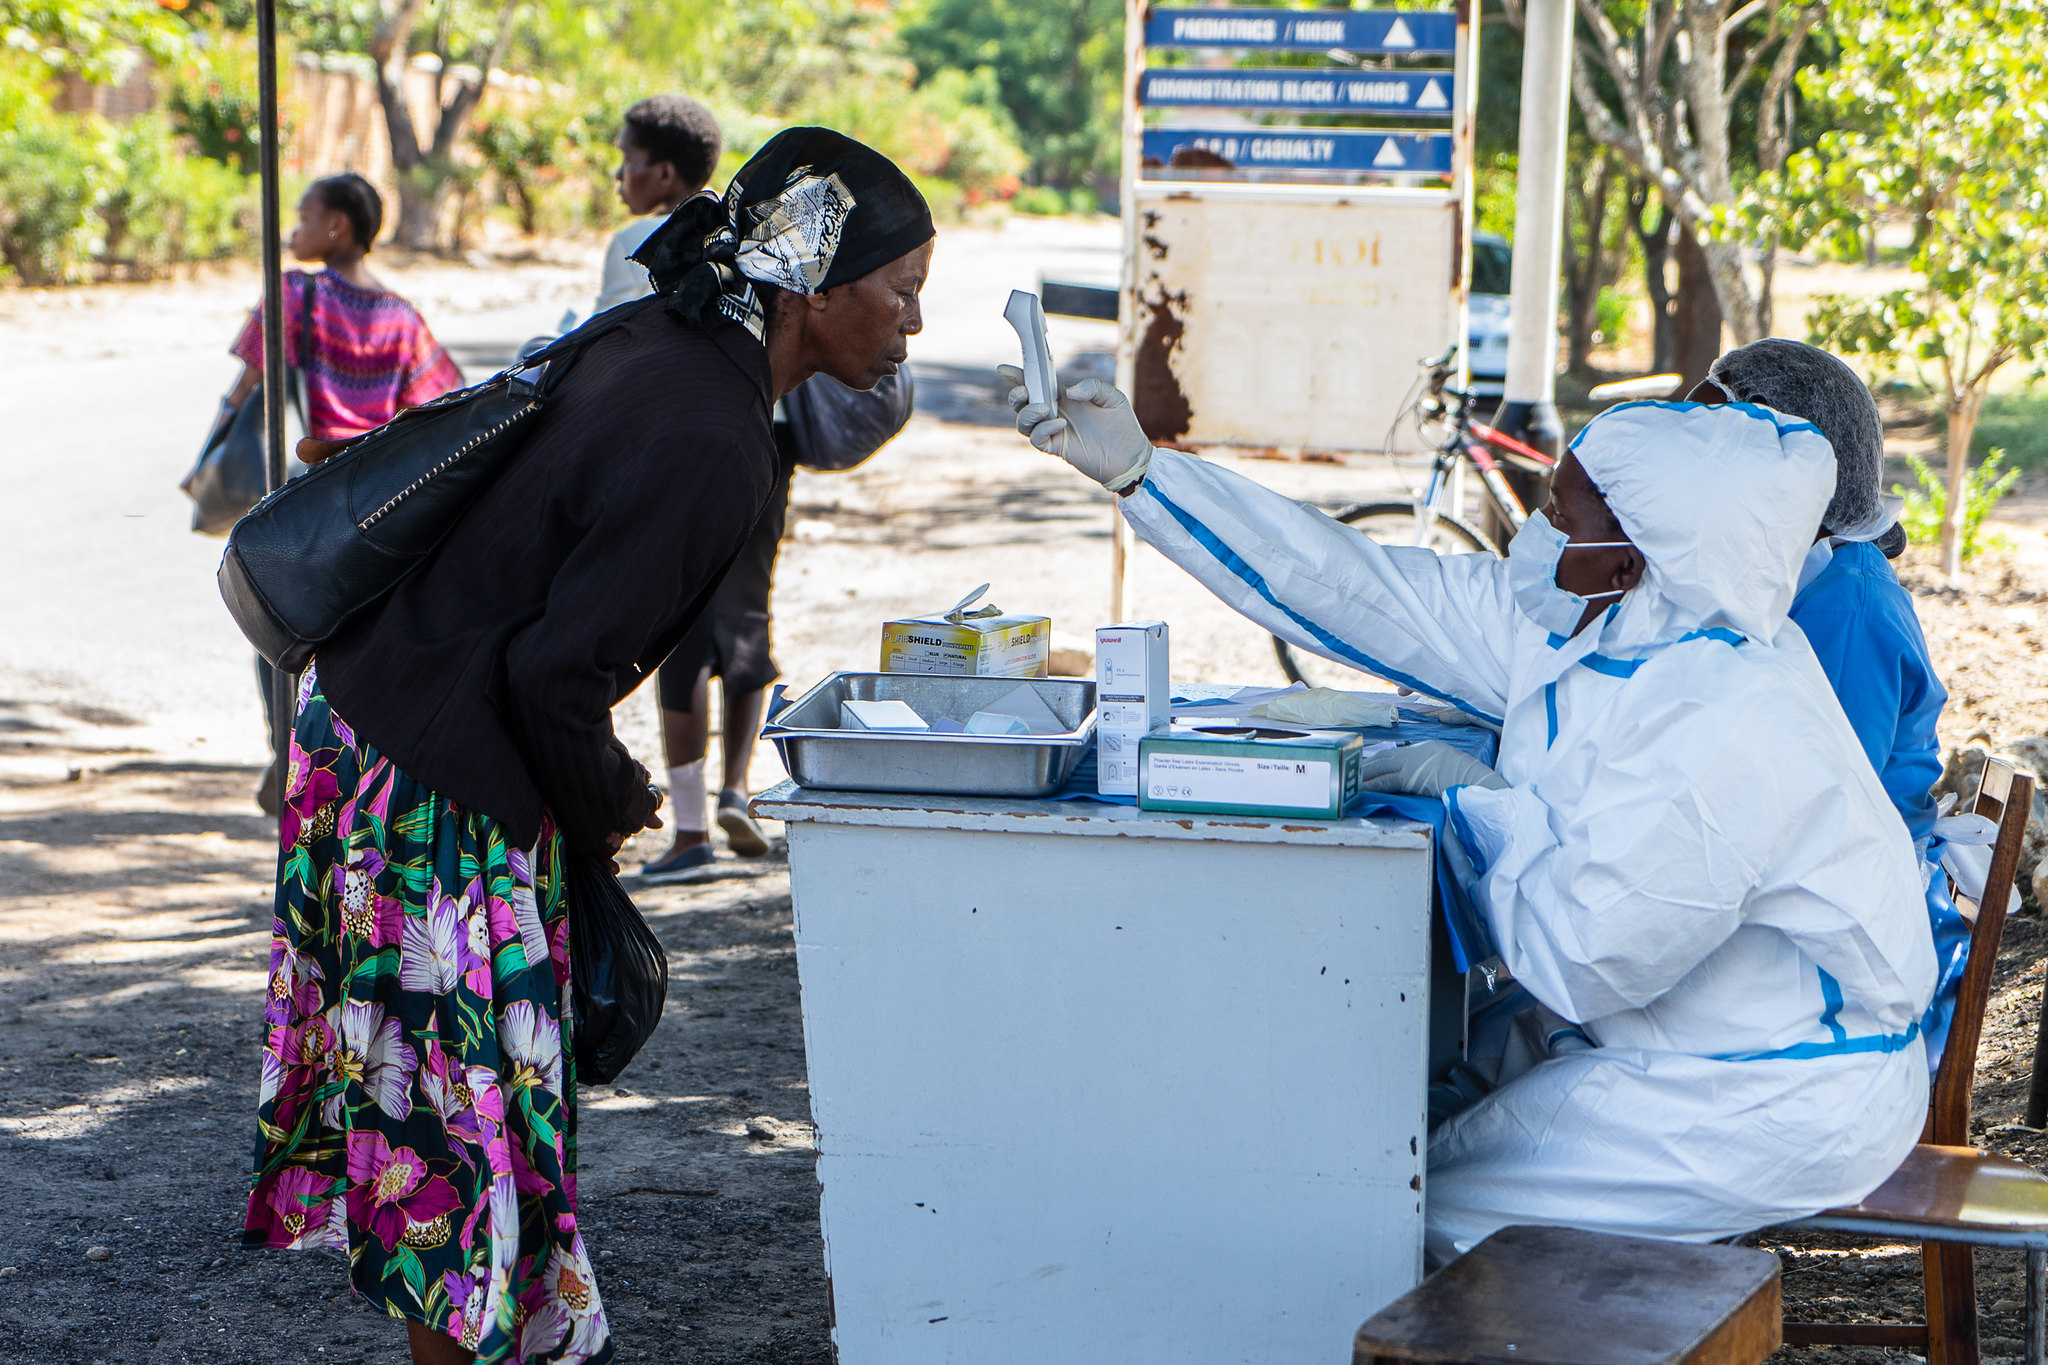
[16,702,2048,1365]
[0,717,833,1363]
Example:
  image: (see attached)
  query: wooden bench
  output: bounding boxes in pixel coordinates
[1353,1224,1781,1365]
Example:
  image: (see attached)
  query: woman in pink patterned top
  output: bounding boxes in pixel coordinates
[221,173,463,442]
[221,174,462,815]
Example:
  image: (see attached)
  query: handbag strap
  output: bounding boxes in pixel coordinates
[294,272,315,433]
[511,293,665,389]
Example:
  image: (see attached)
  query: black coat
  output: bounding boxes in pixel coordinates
[318,308,777,854]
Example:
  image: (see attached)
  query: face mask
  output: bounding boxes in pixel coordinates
[1507,510,1632,636]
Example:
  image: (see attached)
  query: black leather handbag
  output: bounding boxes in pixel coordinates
[182,274,315,534]
[218,295,659,672]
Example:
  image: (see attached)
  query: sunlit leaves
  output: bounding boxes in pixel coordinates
[0,0,189,78]
[1776,0,2048,389]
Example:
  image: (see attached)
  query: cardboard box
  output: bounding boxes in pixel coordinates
[1095,621,1169,797]
[881,611,1051,678]
[1138,725,1367,819]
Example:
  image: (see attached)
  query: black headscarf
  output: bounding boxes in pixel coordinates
[629,127,935,341]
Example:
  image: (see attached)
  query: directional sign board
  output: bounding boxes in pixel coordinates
[1129,191,1465,452]
[1140,68,1453,115]
[1143,128,1453,174]
[1144,8,1457,55]
[1117,3,1474,467]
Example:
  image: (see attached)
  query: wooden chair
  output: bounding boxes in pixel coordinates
[1778,757,2040,1365]
[1354,1223,1782,1365]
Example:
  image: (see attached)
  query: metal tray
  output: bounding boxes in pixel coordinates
[764,672,1097,799]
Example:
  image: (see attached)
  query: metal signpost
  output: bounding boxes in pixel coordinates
[255,0,291,808]
[1111,3,1477,617]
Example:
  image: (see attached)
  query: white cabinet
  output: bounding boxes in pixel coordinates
[758,784,1439,1363]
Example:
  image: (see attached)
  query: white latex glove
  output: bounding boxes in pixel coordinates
[999,366,1155,492]
[1358,741,1509,799]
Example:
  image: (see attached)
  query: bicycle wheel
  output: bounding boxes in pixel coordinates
[1272,501,1498,688]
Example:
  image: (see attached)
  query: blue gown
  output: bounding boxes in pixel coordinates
[1791,539,1963,1061]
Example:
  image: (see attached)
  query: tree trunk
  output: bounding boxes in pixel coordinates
[370,0,518,252]
[1941,392,1985,576]
[1672,226,1724,394]
[1627,179,1676,372]
[1757,233,1776,338]
[1697,231,1765,346]
[389,164,446,250]
[1562,153,1614,375]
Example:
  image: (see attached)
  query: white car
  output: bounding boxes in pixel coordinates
[1466,231,1513,399]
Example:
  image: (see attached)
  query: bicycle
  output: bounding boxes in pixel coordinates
[1271,349,1678,687]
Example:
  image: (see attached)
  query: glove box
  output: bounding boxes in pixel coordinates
[1136,725,1370,819]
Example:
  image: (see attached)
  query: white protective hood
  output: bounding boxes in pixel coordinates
[1573,400,1837,652]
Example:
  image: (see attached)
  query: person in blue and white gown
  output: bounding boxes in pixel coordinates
[1006,369,1936,1261]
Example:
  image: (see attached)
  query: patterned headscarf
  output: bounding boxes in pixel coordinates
[630,127,935,341]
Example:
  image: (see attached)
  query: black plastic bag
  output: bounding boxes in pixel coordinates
[565,854,668,1084]
[182,273,313,535]
[182,391,272,534]
[781,367,914,471]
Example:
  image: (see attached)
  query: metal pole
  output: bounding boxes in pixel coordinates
[1445,0,1480,522]
[256,0,292,801]
[1110,0,1146,626]
[1494,0,1573,459]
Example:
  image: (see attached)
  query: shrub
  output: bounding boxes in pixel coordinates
[1970,390,2048,472]
[167,30,262,175]
[1896,449,2021,563]
[1011,184,1069,217]
[471,110,570,237]
[0,64,109,285]
[785,61,1024,218]
[100,115,254,275]
[1593,286,1631,349]
[1,64,254,285]
[906,67,1024,205]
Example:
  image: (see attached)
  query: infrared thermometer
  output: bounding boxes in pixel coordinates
[1004,290,1058,409]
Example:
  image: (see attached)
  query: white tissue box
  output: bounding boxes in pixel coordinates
[840,699,930,732]
[1095,621,1169,797]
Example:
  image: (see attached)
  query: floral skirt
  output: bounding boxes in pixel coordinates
[245,668,611,1364]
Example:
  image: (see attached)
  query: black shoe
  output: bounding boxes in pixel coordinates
[256,759,281,816]
[717,791,771,856]
[638,842,716,882]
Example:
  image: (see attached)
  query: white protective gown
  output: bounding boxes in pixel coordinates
[1118,400,1936,1256]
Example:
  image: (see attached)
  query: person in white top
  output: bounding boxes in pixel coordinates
[592,94,781,876]
[599,99,919,880]
[594,94,724,313]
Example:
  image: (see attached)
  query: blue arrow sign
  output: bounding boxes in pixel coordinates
[1142,128,1454,174]
[1140,67,1454,115]
[1145,9,1457,55]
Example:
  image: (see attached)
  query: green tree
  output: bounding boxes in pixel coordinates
[273,0,521,248]
[1,0,189,79]
[1776,0,2048,575]
[365,0,521,249]
[896,0,1120,191]
[1566,0,1823,345]
[167,19,263,174]
[0,60,109,283]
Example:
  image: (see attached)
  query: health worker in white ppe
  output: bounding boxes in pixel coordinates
[1005,371,1936,1257]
